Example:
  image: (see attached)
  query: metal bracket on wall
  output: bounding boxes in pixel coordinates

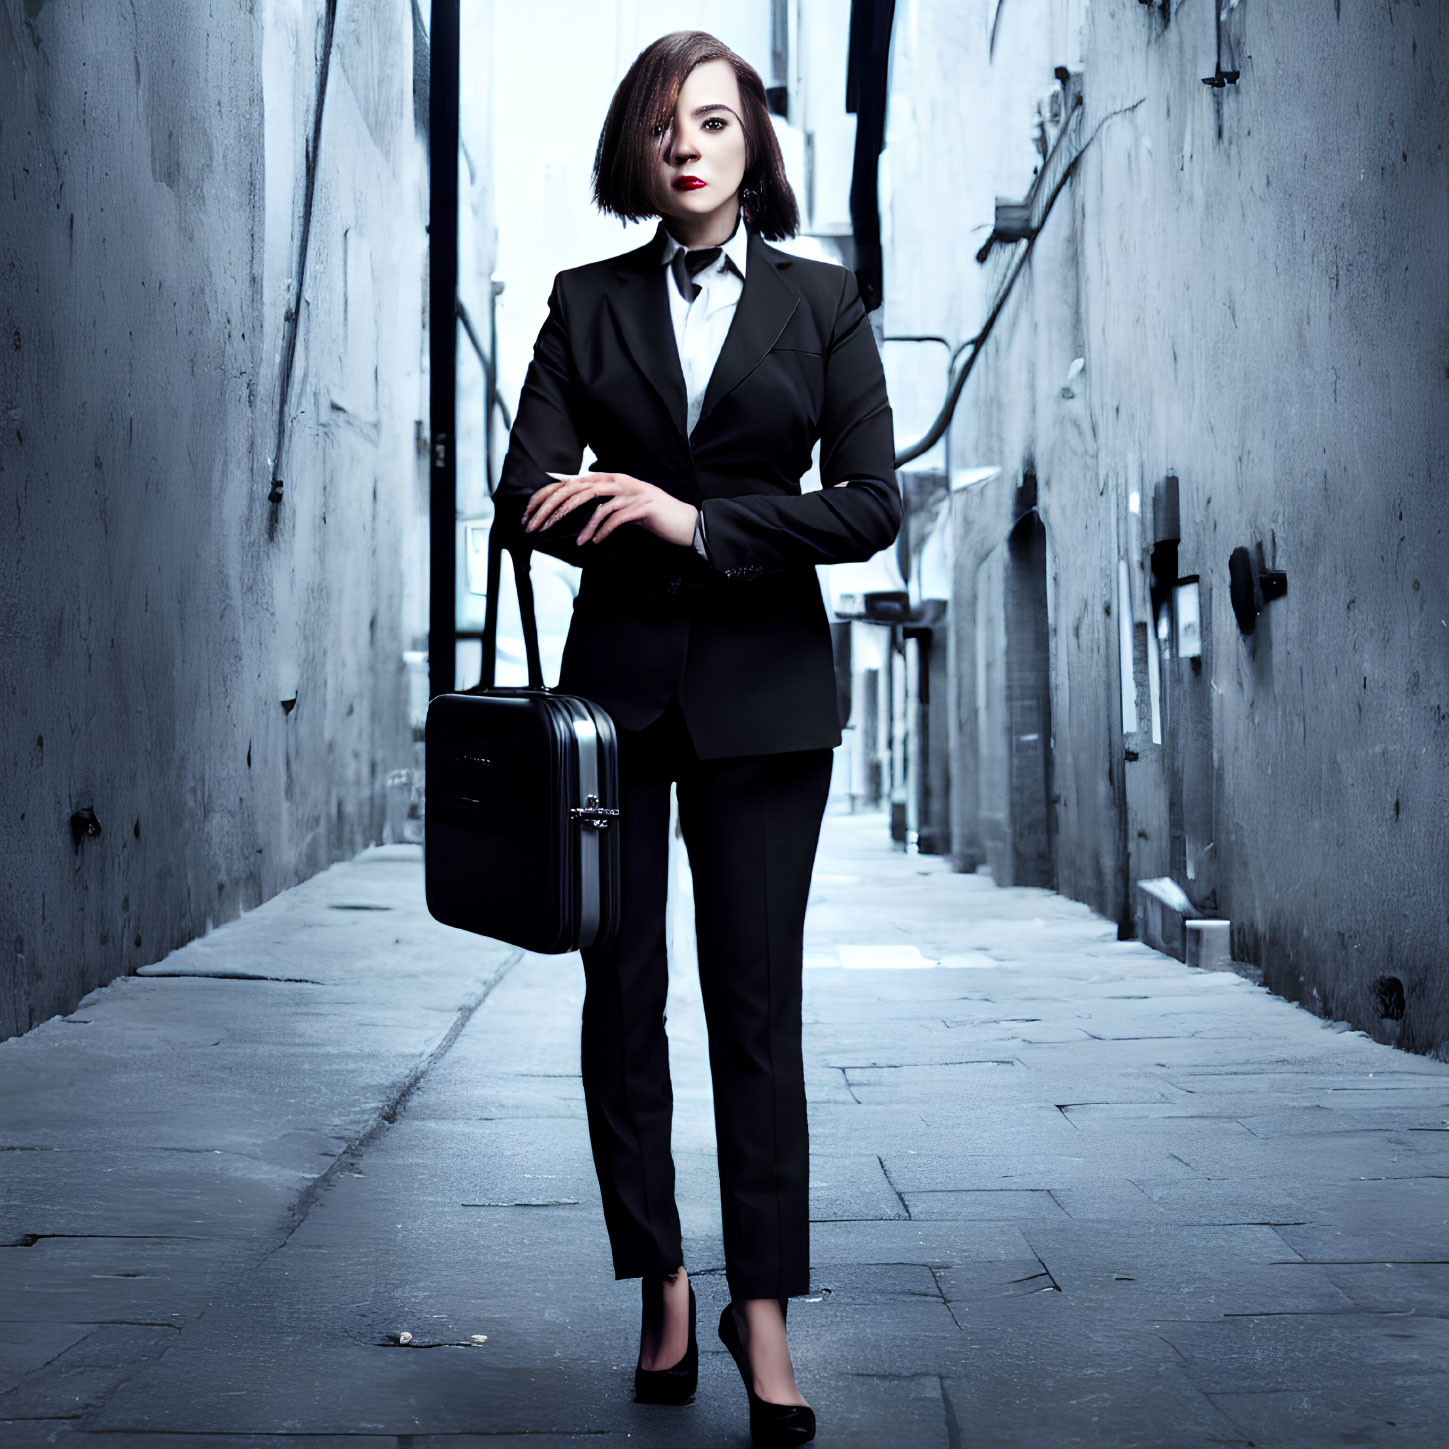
[895,80,1122,469]
[1203,0,1244,87]
[1228,546,1287,636]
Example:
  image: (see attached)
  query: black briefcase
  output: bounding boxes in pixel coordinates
[424,525,621,954]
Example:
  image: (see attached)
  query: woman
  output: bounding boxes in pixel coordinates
[492,30,898,1448]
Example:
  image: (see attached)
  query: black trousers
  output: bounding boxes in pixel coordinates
[579,693,833,1301]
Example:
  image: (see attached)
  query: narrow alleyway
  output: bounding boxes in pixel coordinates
[3,810,1447,1447]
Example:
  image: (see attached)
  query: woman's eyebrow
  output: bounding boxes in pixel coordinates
[690,103,739,119]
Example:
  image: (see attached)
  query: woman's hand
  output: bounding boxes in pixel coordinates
[523,471,699,549]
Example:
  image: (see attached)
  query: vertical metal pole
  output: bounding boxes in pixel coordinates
[428,0,460,699]
[486,277,502,496]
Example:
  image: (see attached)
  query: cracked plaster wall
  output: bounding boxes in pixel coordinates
[883,0,1449,1055]
[0,0,484,1038]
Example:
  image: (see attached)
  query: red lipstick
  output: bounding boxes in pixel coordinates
[672,175,706,191]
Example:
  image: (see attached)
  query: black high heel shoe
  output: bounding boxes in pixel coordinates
[633,1276,697,1404]
[718,1299,816,1446]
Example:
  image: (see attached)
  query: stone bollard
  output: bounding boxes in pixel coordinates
[384,768,413,845]
[1185,919,1233,970]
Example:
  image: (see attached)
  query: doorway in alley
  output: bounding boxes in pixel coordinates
[1005,508,1055,888]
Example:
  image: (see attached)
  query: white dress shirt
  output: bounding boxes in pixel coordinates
[657,217,749,559]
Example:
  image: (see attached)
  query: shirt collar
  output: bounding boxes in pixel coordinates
[658,210,748,282]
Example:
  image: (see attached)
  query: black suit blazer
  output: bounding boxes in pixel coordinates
[493,224,900,759]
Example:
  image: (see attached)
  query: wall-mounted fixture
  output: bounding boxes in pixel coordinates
[833,591,946,630]
[1203,0,1244,87]
[1174,577,1202,659]
[1148,475,1182,668]
[976,200,1033,263]
[1228,546,1287,635]
[1152,474,1180,545]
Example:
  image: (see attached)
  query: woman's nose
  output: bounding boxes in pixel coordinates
[669,127,699,165]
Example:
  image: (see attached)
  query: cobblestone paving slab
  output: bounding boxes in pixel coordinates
[2,815,1447,1446]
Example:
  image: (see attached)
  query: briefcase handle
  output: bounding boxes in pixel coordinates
[479,518,545,689]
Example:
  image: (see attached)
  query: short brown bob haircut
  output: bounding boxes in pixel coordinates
[592,31,800,241]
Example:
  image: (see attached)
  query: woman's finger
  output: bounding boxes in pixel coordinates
[577,493,630,544]
[532,474,624,526]
[580,471,649,497]
[574,499,603,544]
[523,477,575,520]
[522,495,554,527]
[550,478,620,501]
[529,472,651,534]
[582,500,621,543]
[530,480,599,532]
[590,499,647,543]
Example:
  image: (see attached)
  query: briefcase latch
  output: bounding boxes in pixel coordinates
[570,794,620,830]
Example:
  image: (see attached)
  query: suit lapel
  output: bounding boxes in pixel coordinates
[606,229,689,442]
[602,226,802,445]
[695,231,800,434]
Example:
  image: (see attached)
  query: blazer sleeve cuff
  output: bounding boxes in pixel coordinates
[696,474,902,573]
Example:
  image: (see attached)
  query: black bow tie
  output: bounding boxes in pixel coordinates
[670,245,723,302]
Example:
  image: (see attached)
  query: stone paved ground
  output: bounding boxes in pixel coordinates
[2,807,1447,1448]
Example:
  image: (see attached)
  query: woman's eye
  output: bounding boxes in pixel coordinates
[703,117,728,131]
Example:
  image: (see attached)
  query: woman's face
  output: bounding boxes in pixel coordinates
[651,58,749,228]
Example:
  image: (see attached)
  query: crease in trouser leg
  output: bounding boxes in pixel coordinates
[764,788,784,1299]
[684,751,826,1303]
[580,749,683,1280]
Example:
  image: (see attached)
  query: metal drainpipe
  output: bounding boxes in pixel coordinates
[428,0,460,700]
[267,0,339,528]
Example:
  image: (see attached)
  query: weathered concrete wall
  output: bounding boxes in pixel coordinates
[883,0,1449,1055]
[0,0,463,1039]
